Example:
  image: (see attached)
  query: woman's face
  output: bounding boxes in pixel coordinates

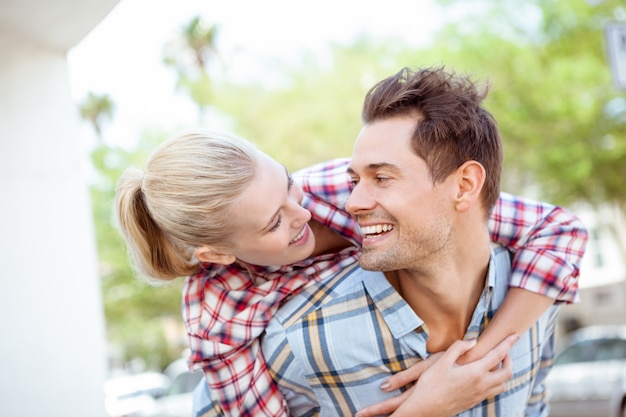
[224,152,316,266]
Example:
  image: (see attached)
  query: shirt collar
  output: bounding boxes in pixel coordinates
[360,270,424,339]
[359,246,504,341]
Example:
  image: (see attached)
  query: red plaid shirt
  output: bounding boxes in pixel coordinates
[183,158,587,417]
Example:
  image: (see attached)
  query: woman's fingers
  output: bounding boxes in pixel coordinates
[379,360,428,392]
[482,352,514,397]
[437,338,479,366]
[380,348,449,392]
[354,387,413,417]
[355,335,518,417]
[473,334,519,372]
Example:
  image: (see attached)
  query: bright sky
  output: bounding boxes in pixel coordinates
[67,0,446,147]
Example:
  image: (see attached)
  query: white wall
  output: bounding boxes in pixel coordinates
[0,34,108,417]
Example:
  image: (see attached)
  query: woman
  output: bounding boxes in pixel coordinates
[115,129,585,417]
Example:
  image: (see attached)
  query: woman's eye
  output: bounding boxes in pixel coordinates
[268,215,282,232]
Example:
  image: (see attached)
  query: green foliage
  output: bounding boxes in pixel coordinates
[199,0,626,210]
[96,133,187,370]
[163,15,220,115]
[80,92,115,140]
[209,37,409,171]
[82,117,187,370]
[426,0,626,208]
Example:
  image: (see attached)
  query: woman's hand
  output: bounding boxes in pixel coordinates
[355,334,518,417]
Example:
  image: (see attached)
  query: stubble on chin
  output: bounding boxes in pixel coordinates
[358,250,395,272]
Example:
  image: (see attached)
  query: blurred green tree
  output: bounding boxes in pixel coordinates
[79,92,115,140]
[427,0,626,209]
[80,93,186,371]
[162,15,221,120]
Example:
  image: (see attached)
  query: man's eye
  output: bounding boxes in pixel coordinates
[349,178,359,187]
[376,176,390,183]
[268,215,282,232]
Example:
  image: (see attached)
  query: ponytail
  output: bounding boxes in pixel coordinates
[114,129,258,283]
[116,168,199,282]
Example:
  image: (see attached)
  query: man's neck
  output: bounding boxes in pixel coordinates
[386,233,492,353]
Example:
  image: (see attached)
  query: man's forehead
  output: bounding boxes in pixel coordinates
[351,127,416,168]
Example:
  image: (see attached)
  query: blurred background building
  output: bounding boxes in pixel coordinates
[0,1,119,416]
[559,205,626,336]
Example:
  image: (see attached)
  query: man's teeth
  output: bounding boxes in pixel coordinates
[361,224,393,235]
[291,227,306,243]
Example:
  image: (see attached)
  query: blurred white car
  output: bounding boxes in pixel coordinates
[133,358,204,417]
[546,325,626,417]
[104,372,171,417]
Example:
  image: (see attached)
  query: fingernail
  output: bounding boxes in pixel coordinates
[380,381,391,391]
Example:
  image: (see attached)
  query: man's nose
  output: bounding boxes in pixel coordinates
[345,182,375,216]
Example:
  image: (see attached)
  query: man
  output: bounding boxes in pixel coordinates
[260,66,561,417]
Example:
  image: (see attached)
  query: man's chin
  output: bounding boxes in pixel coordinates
[359,257,392,272]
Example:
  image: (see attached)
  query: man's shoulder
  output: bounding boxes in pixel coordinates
[491,244,514,280]
[272,263,376,326]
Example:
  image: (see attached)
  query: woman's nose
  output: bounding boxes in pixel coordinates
[289,183,311,224]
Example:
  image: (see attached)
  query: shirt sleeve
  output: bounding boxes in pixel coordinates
[293,158,362,246]
[183,251,358,417]
[192,377,226,417]
[489,192,588,303]
[183,269,301,417]
[194,339,289,417]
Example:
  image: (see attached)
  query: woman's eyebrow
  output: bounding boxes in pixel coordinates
[259,166,290,232]
[283,165,292,189]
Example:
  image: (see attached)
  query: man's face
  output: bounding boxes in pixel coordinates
[346,116,456,272]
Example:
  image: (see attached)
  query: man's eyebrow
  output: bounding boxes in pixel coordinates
[347,162,401,175]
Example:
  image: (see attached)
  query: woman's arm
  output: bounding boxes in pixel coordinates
[489,192,588,303]
[458,193,588,362]
[355,336,519,417]
[459,289,553,364]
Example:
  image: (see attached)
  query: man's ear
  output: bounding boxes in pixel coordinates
[195,246,236,265]
[454,160,485,212]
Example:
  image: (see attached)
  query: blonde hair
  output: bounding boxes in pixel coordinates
[115,129,259,282]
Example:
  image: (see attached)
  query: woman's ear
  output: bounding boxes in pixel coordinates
[454,160,485,212]
[195,246,236,265]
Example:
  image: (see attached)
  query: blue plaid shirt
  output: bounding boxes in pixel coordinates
[261,245,560,417]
